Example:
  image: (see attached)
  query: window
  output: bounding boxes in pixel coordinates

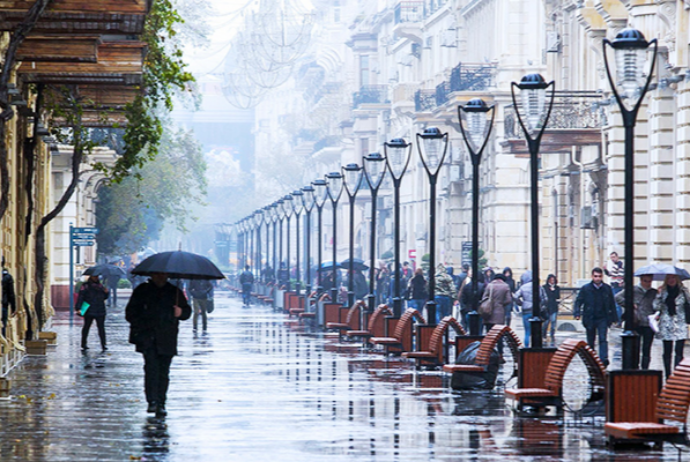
[360,55,370,87]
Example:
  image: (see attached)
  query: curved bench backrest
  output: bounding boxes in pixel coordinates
[656,358,690,423]
[368,304,393,332]
[344,302,364,326]
[393,308,425,340]
[543,339,606,393]
[475,325,523,365]
[427,316,466,355]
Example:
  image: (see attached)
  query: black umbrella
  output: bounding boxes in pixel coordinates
[131,251,225,280]
[339,258,369,271]
[83,264,127,278]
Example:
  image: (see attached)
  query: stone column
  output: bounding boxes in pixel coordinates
[675,79,690,264]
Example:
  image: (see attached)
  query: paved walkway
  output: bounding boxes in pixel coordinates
[0,293,684,461]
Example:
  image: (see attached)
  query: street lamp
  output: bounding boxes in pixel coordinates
[312,179,328,291]
[603,28,657,370]
[511,73,556,349]
[384,138,412,318]
[269,203,279,284]
[416,127,449,326]
[342,162,363,308]
[282,194,294,291]
[292,189,304,295]
[363,152,387,314]
[254,209,264,281]
[325,171,344,303]
[301,185,316,296]
[276,199,285,287]
[458,98,495,335]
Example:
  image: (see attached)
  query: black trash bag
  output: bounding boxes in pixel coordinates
[450,340,500,390]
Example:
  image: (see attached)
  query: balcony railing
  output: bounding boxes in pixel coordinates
[449,62,496,92]
[414,89,435,112]
[353,85,389,108]
[394,1,424,23]
[503,91,606,140]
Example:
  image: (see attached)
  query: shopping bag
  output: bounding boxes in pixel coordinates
[80,301,90,316]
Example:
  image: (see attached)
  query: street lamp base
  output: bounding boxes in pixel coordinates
[467,311,481,336]
[529,317,543,349]
[621,330,641,370]
[367,294,376,313]
[392,297,403,318]
[330,288,339,305]
[347,291,355,309]
[425,301,437,327]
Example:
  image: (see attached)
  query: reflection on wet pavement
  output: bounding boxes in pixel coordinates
[0,293,683,461]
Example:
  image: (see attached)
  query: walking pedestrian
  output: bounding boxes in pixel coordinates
[239,265,254,306]
[513,270,547,348]
[502,267,516,326]
[604,251,625,326]
[1,261,16,337]
[480,274,512,331]
[76,275,109,351]
[106,272,121,308]
[125,272,192,417]
[653,274,689,378]
[615,273,657,370]
[459,271,486,331]
[434,264,456,323]
[406,267,427,312]
[573,267,618,367]
[542,274,561,343]
[189,279,214,332]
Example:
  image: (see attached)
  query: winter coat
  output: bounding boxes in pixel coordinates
[482,278,512,324]
[513,271,547,316]
[503,267,516,293]
[653,286,689,341]
[352,272,369,300]
[407,274,428,300]
[460,278,485,313]
[434,264,456,300]
[615,285,657,328]
[125,280,192,356]
[542,274,561,315]
[2,269,16,312]
[573,281,618,328]
[76,280,109,317]
[189,279,214,300]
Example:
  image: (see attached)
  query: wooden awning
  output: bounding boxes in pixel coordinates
[17,36,101,62]
[17,41,145,85]
[0,0,151,34]
[51,109,128,128]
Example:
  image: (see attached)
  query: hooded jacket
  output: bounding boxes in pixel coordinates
[434,264,456,300]
[542,274,561,315]
[513,271,547,315]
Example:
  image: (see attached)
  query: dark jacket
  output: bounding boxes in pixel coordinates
[76,280,109,317]
[460,279,485,313]
[2,269,16,313]
[125,281,192,356]
[407,274,428,300]
[615,285,657,327]
[543,274,561,315]
[574,281,618,328]
[189,279,214,300]
[239,270,254,285]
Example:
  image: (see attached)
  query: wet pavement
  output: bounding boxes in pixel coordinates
[0,292,687,461]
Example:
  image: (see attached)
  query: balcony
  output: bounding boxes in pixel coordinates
[352,85,389,108]
[414,89,435,112]
[394,1,424,23]
[449,62,496,92]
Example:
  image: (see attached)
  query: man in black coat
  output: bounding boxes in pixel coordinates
[125,272,192,417]
[1,263,16,337]
[573,267,618,366]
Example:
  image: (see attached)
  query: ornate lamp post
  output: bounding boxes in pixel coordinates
[276,199,285,286]
[384,138,412,318]
[254,209,264,280]
[342,163,363,308]
[325,171,344,302]
[511,73,556,349]
[268,203,278,284]
[416,127,449,326]
[603,28,657,370]
[301,185,316,296]
[292,189,304,295]
[235,221,243,271]
[263,206,271,282]
[312,179,328,291]
[247,216,255,276]
[363,152,387,314]
[458,99,496,335]
[282,194,294,291]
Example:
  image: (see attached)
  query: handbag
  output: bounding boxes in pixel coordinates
[684,299,690,325]
[207,298,215,314]
[478,287,493,320]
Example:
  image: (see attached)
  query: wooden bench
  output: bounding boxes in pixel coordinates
[402,316,467,367]
[345,304,392,340]
[370,308,425,354]
[505,338,606,416]
[605,358,690,446]
[325,301,363,335]
[443,325,522,374]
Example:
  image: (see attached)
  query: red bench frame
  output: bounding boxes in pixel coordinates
[402,316,466,367]
[370,308,425,354]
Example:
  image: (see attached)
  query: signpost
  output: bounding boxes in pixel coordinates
[461,241,472,268]
[69,225,98,316]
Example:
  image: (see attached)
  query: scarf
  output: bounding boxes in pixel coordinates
[665,284,679,316]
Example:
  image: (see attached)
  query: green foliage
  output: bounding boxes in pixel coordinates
[94,0,195,183]
[380,250,393,260]
[468,249,488,269]
[117,278,132,289]
[96,121,207,256]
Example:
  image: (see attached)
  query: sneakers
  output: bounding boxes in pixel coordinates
[147,402,158,413]
[155,403,167,417]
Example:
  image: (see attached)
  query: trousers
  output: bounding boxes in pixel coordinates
[193,298,210,330]
[142,348,174,405]
[662,339,685,379]
[585,319,609,364]
[82,315,106,349]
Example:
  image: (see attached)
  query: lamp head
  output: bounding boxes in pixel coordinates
[342,163,363,196]
[275,199,285,218]
[291,190,303,214]
[363,152,387,190]
[281,195,294,217]
[325,172,343,202]
[312,179,328,207]
[459,98,494,152]
[301,185,316,212]
[416,127,448,175]
[515,73,550,134]
[607,28,654,110]
[384,138,411,180]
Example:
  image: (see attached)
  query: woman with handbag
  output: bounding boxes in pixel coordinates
[76,275,109,351]
[653,274,690,378]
